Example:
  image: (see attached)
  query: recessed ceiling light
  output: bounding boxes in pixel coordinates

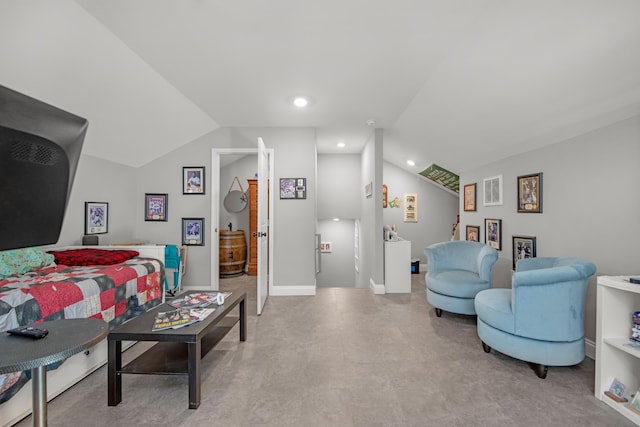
[337,142,346,148]
[293,97,308,108]
[333,218,340,221]
[366,119,376,127]
[407,160,416,167]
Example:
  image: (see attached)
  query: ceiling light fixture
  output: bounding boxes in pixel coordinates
[407,160,416,167]
[337,142,346,148]
[333,218,340,221]
[366,119,376,127]
[293,97,308,108]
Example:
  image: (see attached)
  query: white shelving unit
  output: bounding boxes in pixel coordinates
[595,275,640,425]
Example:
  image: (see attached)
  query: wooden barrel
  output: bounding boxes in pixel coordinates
[219,230,247,277]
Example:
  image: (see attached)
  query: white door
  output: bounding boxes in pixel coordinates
[257,137,269,315]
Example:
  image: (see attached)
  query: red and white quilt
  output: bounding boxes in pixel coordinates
[0,257,164,403]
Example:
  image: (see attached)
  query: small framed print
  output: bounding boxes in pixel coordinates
[463,183,476,212]
[483,175,503,206]
[145,193,168,221]
[182,217,204,246]
[466,225,480,242]
[84,202,108,235]
[183,166,205,195]
[484,218,502,250]
[320,242,332,253]
[512,235,536,270]
[280,178,306,199]
[404,193,418,222]
[364,182,373,198]
[517,172,542,213]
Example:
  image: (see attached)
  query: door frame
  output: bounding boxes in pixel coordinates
[211,148,274,292]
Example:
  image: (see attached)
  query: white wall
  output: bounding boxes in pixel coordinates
[383,161,459,263]
[135,126,317,291]
[317,154,361,220]
[135,129,232,287]
[357,129,384,289]
[230,128,317,290]
[316,219,356,287]
[54,154,137,246]
[460,115,640,343]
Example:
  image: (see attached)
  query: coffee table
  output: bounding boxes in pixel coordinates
[107,291,246,409]
[0,318,109,427]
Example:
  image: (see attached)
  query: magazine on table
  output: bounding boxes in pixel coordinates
[152,307,216,331]
[168,292,232,309]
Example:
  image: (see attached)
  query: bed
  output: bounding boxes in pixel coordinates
[0,245,165,426]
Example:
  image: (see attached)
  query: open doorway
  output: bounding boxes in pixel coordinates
[316,218,357,287]
[211,146,274,315]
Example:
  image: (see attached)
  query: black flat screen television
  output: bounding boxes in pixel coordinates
[0,85,88,251]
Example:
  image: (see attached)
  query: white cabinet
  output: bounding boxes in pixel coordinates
[384,239,411,293]
[595,275,640,424]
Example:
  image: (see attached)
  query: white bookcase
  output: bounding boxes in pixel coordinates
[595,275,640,425]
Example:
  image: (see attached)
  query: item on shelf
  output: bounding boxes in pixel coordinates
[632,312,640,344]
[151,307,216,331]
[168,292,232,309]
[629,391,640,415]
[604,378,628,402]
[630,277,640,284]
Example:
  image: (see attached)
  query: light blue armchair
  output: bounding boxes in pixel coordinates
[475,257,596,378]
[425,241,498,317]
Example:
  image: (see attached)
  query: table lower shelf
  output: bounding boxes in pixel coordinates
[119,316,239,375]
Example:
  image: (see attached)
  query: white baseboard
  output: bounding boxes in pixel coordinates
[585,338,595,360]
[270,285,316,296]
[370,277,386,294]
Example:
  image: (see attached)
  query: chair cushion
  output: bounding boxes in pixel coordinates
[474,289,515,334]
[426,270,490,298]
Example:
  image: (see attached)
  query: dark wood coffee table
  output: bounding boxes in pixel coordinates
[107,291,246,409]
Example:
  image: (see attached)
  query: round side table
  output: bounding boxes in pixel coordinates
[0,318,108,427]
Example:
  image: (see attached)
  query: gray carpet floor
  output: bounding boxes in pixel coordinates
[13,274,635,426]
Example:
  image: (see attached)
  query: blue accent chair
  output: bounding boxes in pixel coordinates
[475,257,596,378]
[425,241,499,317]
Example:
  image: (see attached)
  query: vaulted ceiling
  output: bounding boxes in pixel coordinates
[2,1,640,173]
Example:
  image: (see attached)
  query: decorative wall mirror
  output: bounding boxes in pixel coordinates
[224,177,248,212]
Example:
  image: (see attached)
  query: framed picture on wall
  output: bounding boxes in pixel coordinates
[84,202,108,235]
[145,193,168,221]
[280,178,306,199]
[466,225,480,242]
[484,218,502,250]
[182,217,204,246]
[463,183,476,211]
[183,166,205,194]
[320,242,332,253]
[364,182,373,198]
[512,235,537,270]
[517,172,542,213]
[404,193,418,222]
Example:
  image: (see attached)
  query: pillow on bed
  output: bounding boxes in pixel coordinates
[0,248,55,279]
[48,249,140,266]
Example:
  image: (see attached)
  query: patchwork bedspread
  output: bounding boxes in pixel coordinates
[0,257,164,404]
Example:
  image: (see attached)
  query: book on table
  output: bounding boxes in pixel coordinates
[152,307,216,331]
[168,292,232,309]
